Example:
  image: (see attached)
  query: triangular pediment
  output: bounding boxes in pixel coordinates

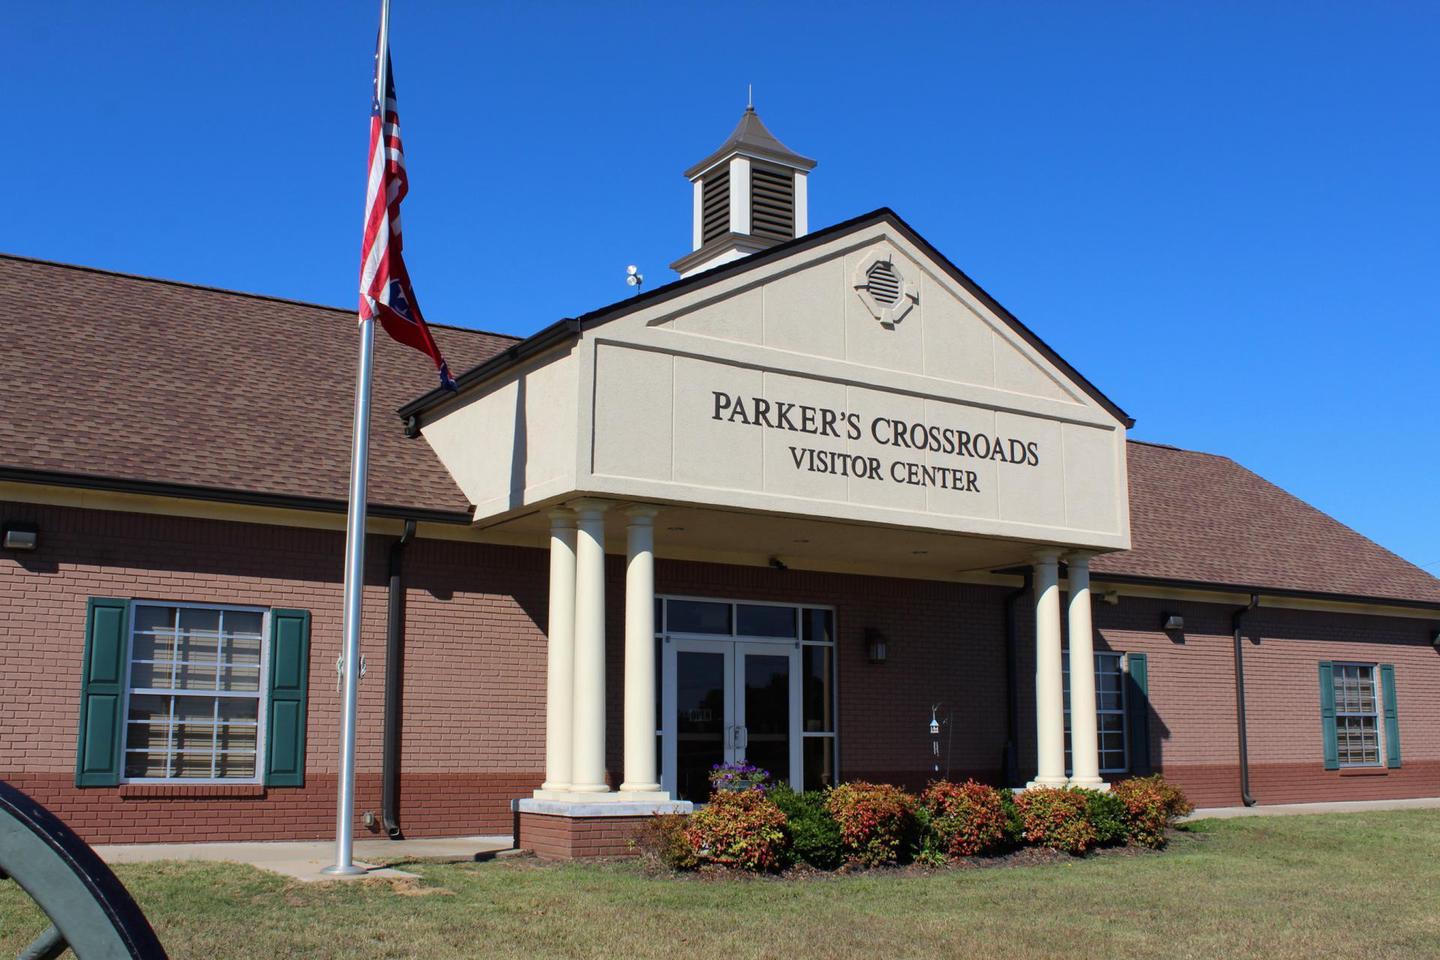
[621,210,1126,424]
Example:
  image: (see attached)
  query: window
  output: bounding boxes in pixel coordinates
[123,602,268,782]
[1063,651,1128,773]
[1332,664,1381,767]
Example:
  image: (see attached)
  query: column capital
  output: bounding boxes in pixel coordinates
[547,507,577,527]
[1032,548,1063,565]
[624,504,661,524]
[1064,550,1094,567]
[568,497,612,518]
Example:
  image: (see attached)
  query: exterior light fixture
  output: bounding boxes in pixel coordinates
[1101,590,1120,605]
[865,627,888,664]
[929,706,941,736]
[1431,629,1440,648]
[2,523,38,552]
[1163,613,1185,632]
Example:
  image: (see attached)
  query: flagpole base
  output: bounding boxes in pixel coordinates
[321,864,368,877]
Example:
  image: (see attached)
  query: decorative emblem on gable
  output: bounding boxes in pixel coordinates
[853,252,918,328]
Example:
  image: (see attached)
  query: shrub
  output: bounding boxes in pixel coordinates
[1112,775,1193,849]
[770,784,844,869]
[997,788,1025,846]
[685,789,788,871]
[1014,787,1097,855]
[635,813,698,870]
[1083,789,1128,847]
[920,780,1009,857]
[826,781,919,866]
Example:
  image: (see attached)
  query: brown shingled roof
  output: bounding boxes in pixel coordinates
[1094,441,1440,605]
[3,254,1436,607]
[0,254,516,518]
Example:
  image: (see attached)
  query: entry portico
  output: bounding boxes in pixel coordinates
[411,211,1132,821]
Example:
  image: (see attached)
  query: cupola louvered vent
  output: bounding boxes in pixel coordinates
[750,163,795,242]
[865,260,902,306]
[701,170,730,245]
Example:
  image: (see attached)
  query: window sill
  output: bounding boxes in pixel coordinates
[1338,767,1388,778]
[119,783,267,799]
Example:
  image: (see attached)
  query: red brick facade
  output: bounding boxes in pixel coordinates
[517,812,655,859]
[3,498,1439,847]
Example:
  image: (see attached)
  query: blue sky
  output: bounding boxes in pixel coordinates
[9,2,1438,571]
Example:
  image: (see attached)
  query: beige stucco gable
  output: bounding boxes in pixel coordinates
[420,213,1131,557]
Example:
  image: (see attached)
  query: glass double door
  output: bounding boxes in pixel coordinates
[662,637,801,803]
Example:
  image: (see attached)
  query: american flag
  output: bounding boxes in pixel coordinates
[358,38,455,391]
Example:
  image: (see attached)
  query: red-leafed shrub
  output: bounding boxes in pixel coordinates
[685,789,788,871]
[1014,787,1097,855]
[920,780,1009,857]
[826,781,919,865]
[1112,775,1193,848]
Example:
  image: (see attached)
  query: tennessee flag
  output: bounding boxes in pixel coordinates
[357,38,454,390]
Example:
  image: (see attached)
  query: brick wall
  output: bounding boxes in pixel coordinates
[517,811,654,859]
[0,500,546,843]
[1092,595,1440,807]
[5,497,1439,845]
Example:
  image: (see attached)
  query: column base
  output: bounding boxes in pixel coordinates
[1023,776,1071,790]
[532,788,673,804]
[1067,778,1110,791]
[619,782,662,794]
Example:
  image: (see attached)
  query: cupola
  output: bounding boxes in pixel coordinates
[670,105,816,277]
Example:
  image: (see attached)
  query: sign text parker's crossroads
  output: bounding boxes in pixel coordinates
[711,390,1040,494]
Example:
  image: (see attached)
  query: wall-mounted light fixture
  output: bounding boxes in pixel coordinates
[1162,613,1185,632]
[768,556,788,572]
[2,523,38,552]
[1100,590,1120,605]
[865,627,888,664]
[1431,629,1440,649]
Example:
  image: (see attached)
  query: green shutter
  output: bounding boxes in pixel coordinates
[75,598,130,787]
[1125,652,1151,775]
[1318,661,1338,770]
[1379,663,1401,769]
[264,609,311,787]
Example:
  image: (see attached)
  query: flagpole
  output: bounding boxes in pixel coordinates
[323,0,391,879]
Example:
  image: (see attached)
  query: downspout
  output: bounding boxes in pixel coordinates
[1002,571,1033,786]
[382,519,417,839]
[1233,593,1259,807]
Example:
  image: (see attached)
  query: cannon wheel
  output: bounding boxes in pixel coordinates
[0,780,167,959]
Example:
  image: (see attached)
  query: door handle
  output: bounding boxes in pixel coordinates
[736,726,748,750]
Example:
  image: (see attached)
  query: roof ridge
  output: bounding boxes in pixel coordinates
[0,251,521,342]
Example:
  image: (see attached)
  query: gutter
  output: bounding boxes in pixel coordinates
[1002,571,1033,786]
[382,519,417,839]
[0,467,474,526]
[1233,594,1259,807]
[1089,571,1440,615]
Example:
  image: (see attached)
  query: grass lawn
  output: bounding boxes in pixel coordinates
[4,811,1439,959]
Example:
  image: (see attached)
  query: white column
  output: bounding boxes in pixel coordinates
[539,510,577,793]
[569,500,610,793]
[1029,550,1068,788]
[1066,553,1105,790]
[620,507,661,793]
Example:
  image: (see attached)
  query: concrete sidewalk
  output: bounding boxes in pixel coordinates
[1187,796,1440,821]
[95,834,515,883]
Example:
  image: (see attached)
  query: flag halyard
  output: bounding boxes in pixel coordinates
[359,42,455,391]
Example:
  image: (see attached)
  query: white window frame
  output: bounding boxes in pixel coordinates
[119,600,271,785]
[655,595,839,794]
[1063,650,1129,775]
[1332,661,1384,769]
